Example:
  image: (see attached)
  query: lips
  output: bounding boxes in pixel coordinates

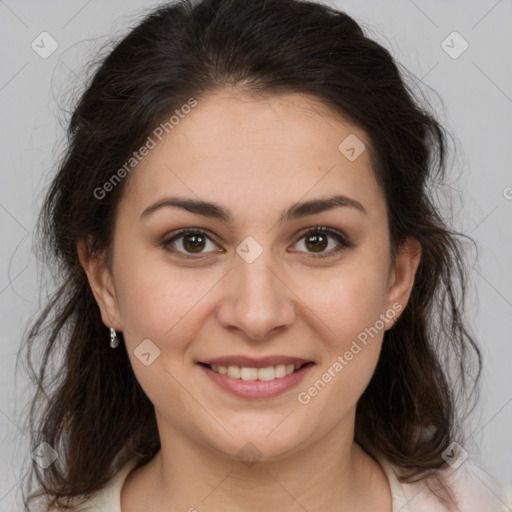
[198,355,313,368]
[198,359,315,398]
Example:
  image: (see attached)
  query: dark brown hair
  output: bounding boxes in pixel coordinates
[17,0,482,510]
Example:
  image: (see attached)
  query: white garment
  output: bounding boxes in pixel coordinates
[73,456,511,512]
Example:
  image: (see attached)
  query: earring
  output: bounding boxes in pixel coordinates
[110,325,119,349]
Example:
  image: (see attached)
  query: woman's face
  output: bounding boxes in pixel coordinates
[82,90,420,461]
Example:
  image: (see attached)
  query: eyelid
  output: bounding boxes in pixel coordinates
[291,226,353,259]
[161,226,353,259]
[161,228,221,259]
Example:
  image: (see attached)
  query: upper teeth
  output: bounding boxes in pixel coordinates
[210,364,301,381]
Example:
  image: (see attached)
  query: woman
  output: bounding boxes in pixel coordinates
[18,0,511,511]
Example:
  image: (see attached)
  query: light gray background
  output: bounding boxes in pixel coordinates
[1,0,511,510]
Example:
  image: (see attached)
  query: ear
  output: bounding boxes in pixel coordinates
[77,239,122,331]
[385,237,422,327]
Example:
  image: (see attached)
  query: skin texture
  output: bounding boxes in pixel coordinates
[78,89,421,512]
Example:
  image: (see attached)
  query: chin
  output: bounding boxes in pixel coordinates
[203,421,315,464]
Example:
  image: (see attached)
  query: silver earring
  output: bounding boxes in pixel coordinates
[110,325,119,349]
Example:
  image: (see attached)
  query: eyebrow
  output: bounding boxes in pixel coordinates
[140,194,366,224]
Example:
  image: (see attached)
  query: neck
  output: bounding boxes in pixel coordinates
[123,410,392,512]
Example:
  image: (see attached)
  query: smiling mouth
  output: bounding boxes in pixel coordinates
[197,362,313,382]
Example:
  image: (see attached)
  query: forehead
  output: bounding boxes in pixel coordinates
[120,89,385,223]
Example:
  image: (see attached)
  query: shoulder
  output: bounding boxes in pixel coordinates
[395,460,511,512]
[48,457,140,512]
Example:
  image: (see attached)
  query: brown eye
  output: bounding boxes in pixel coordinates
[293,227,352,259]
[181,233,206,253]
[305,232,329,252]
[162,229,220,257]
[161,226,352,260]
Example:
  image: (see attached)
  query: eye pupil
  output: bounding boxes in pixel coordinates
[184,234,205,252]
[165,227,347,259]
[306,233,328,252]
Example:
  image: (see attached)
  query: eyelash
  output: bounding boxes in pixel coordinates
[161,226,353,260]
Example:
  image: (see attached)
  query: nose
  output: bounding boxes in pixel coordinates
[215,247,296,341]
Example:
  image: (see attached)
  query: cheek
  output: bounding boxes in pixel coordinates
[112,247,226,368]
[295,270,389,419]
[292,247,391,404]
[301,254,390,344]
